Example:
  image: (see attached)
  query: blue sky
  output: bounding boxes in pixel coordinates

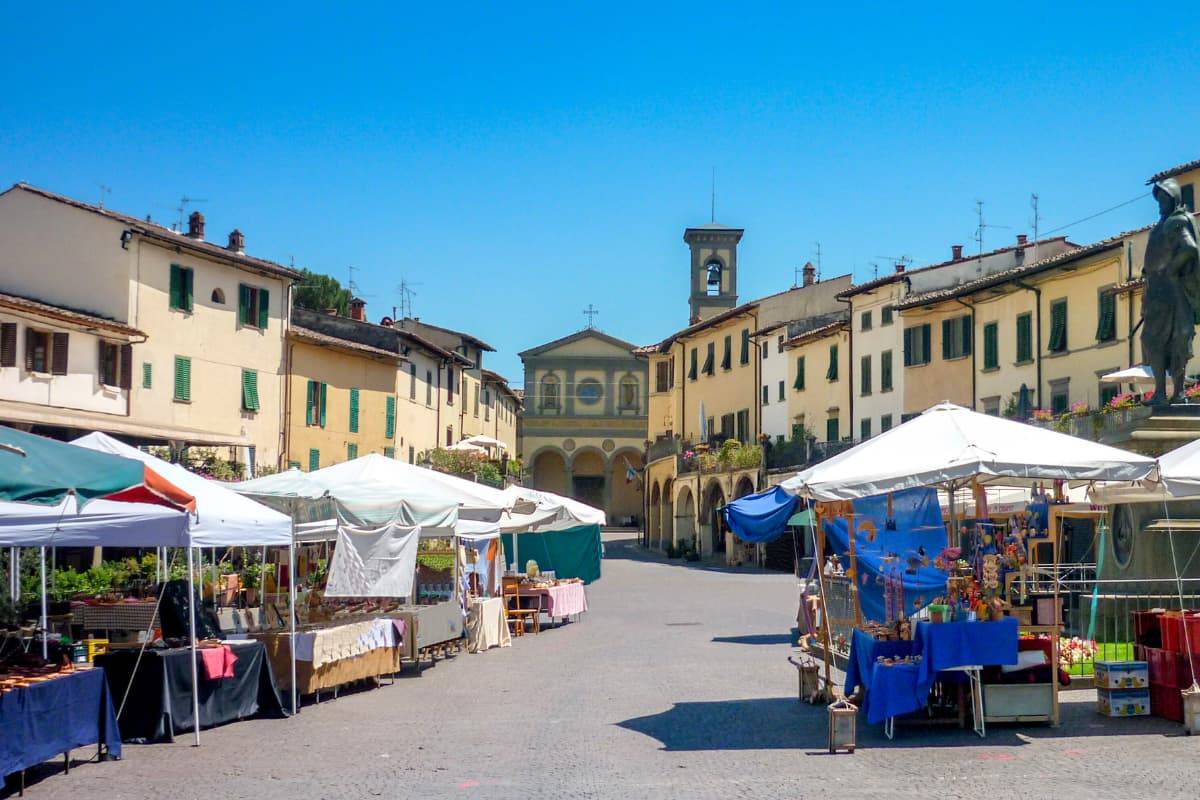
[2,4,1195,385]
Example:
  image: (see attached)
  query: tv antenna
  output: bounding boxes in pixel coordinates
[98,184,112,209]
[973,200,1010,255]
[875,254,912,273]
[394,278,421,319]
[813,242,822,281]
[176,196,207,231]
[1029,193,1041,260]
[583,304,600,329]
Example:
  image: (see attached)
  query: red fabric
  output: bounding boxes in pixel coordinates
[197,645,237,680]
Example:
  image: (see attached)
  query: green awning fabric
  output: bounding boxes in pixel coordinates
[0,425,148,505]
[787,509,815,527]
[501,524,602,584]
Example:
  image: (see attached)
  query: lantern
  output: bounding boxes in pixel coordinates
[1183,684,1200,735]
[827,696,858,753]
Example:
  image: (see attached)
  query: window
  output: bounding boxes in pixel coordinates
[99,341,120,387]
[982,396,1000,416]
[1100,383,1119,407]
[794,356,806,391]
[880,350,893,392]
[861,418,871,439]
[778,380,785,402]
[347,443,358,461]
[1183,183,1196,213]
[706,416,715,438]
[446,426,453,446]
[1096,290,1116,342]
[655,361,670,393]
[348,388,360,432]
[173,355,191,402]
[861,311,872,331]
[777,335,784,354]
[880,414,893,432]
[762,342,769,360]
[720,413,735,438]
[238,284,269,330]
[0,322,15,367]
[578,379,602,405]
[409,364,417,400]
[1016,313,1033,364]
[408,446,415,464]
[740,329,750,364]
[1048,299,1068,353]
[942,315,972,360]
[721,335,732,370]
[791,422,805,441]
[305,380,327,427]
[474,384,480,417]
[903,324,932,366]
[689,348,698,380]
[735,409,749,443]
[288,460,301,470]
[702,342,715,376]
[860,354,872,396]
[825,417,840,443]
[142,361,152,389]
[540,374,560,410]
[23,329,48,374]
[983,322,999,370]
[705,260,722,296]
[308,448,320,472]
[211,288,225,304]
[385,396,396,439]
[425,370,433,406]
[1050,380,1070,414]
[620,376,638,410]
[881,305,894,326]
[484,390,491,421]
[241,369,260,411]
[384,446,395,459]
[169,264,194,312]
[826,344,839,381]
[762,385,770,405]
[447,366,456,404]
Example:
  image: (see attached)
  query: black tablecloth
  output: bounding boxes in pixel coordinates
[95,641,285,743]
[0,668,122,778]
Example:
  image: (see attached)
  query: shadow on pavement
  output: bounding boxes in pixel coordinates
[711,633,796,646]
[603,539,782,576]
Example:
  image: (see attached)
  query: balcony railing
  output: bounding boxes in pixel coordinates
[765,438,857,472]
[1026,405,1152,443]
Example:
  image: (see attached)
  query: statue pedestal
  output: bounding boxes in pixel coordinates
[1121,403,1200,457]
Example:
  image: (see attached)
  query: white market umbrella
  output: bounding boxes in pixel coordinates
[447,441,488,454]
[1100,365,1157,386]
[462,435,506,451]
[781,403,1155,502]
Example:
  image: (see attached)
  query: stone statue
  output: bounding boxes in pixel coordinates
[1142,178,1200,405]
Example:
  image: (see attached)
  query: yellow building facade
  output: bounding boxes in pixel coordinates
[784,319,852,443]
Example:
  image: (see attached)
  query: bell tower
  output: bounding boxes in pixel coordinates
[685,224,744,323]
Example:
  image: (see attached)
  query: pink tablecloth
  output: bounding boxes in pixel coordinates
[535,583,588,618]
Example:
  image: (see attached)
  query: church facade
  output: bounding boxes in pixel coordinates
[519,329,647,526]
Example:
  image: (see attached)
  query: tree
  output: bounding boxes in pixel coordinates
[294,269,351,316]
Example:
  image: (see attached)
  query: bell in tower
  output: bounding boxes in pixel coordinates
[684,224,744,324]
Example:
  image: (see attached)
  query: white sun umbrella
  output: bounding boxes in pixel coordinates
[462,434,506,451]
[447,440,488,454]
[782,403,1154,504]
[1100,365,1157,386]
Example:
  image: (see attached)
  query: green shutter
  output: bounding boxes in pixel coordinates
[903,328,913,367]
[1049,301,1067,352]
[983,323,998,370]
[794,356,805,391]
[348,388,360,433]
[942,318,953,359]
[721,336,731,370]
[319,382,328,428]
[347,443,358,461]
[1016,314,1032,363]
[258,288,269,330]
[383,446,395,459]
[169,265,182,309]
[242,369,260,411]
[142,361,152,389]
[385,395,396,439]
[308,448,320,472]
[287,460,301,470]
[702,344,714,375]
[740,329,750,364]
[173,356,191,401]
[238,285,251,326]
[1096,291,1116,341]
[921,324,931,364]
[688,349,697,380]
[826,345,838,381]
[825,417,839,442]
[306,380,316,426]
[881,350,893,391]
[961,316,972,356]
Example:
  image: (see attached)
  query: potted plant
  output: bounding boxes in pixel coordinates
[242,562,263,606]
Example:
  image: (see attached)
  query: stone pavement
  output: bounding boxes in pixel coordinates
[15,532,1200,800]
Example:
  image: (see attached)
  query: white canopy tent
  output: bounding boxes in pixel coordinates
[1100,365,1157,386]
[1090,436,1200,504]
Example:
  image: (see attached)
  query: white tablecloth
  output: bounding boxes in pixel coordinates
[466,597,511,653]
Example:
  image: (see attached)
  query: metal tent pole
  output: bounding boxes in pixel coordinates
[39,548,47,660]
[186,546,201,746]
[9,547,18,602]
[289,535,297,715]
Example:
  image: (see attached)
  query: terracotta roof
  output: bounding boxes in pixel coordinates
[836,237,1074,300]
[481,368,521,402]
[641,301,760,354]
[399,318,495,352]
[784,319,848,348]
[1150,159,1200,182]
[0,291,145,337]
[394,328,470,364]
[290,326,405,362]
[518,327,641,358]
[1112,278,1145,294]
[3,183,302,282]
[894,229,1145,310]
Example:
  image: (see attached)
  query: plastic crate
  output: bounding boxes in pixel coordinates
[1132,610,1164,648]
[1151,682,1183,723]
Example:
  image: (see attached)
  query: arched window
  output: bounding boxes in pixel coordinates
[211,288,226,304]
[619,375,639,411]
[540,374,560,411]
[705,261,722,296]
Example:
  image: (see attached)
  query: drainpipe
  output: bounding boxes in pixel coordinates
[280,282,294,470]
[1015,280,1043,409]
[837,296,853,439]
[1126,241,1136,369]
[954,297,976,410]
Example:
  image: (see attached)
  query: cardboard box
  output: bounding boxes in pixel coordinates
[1095,660,1149,690]
[1097,687,1150,717]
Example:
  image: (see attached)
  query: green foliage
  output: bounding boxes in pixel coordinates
[416,553,455,572]
[294,269,351,317]
[184,448,246,481]
[426,448,503,485]
[699,440,762,471]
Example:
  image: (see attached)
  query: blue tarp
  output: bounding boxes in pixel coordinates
[722,486,800,544]
[822,487,949,623]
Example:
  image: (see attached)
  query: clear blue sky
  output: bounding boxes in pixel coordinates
[3,4,1195,386]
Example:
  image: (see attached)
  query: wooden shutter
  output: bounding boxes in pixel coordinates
[902,327,912,367]
[349,388,360,433]
[794,356,805,390]
[860,355,871,395]
[386,395,396,439]
[173,356,191,401]
[169,265,181,309]
[238,285,252,326]
[24,328,35,371]
[826,345,838,380]
[409,364,417,399]
[721,336,731,370]
[142,361,153,389]
[702,343,714,375]
[319,382,328,428]
[119,344,133,389]
[1016,315,1031,362]
[347,443,358,461]
[984,323,998,370]
[242,369,260,411]
[308,448,320,472]
[51,332,69,375]
[961,316,972,356]
[0,323,16,367]
[942,318,953,359]
[921,324,931,364]
[881,350,892,391]
[184,268,194,311]
[305,380,316,425]
[688,348,697,380]
[257,288,270,329]
[740,329,749,364]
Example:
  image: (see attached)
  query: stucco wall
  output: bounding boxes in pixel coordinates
[786,327,850,442]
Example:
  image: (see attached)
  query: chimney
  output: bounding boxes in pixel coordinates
[951,244,964,261]
[186,211,205,240]
[349,297,366,322]
[802,261,816,287]
[227,229,245,253]
[894,262,906,274]
[1016,233,1028,246]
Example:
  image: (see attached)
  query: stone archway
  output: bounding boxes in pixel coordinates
[675,485,696,549]
[733,475,756,500]
[609,447,644,527]
[702,478,728,555]
[570,448,608,512]
[529,448,569,496]
[660,478,674,550]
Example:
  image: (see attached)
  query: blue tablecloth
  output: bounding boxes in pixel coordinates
[0,668,122,778]
[914,618,1019,688]
[844,629,918,696]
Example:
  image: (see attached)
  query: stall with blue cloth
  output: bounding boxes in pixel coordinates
[721,486,799,543]
[0,668,122,790]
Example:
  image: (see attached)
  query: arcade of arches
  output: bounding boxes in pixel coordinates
[528,446,645,526]
[646,468,761,557]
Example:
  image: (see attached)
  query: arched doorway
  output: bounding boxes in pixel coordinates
[675,485,696,549]
[703,479,727,555]
[530,449,569,495]
[733,475,756,500]
[649,482,662,547]
[571,449,607,511]
[660,478,674,550]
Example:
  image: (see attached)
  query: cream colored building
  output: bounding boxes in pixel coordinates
[0,183,298,471]
[481,368,520,455]
[520,329,646,525]
[783,316,852,444]
[397,319,494,447]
